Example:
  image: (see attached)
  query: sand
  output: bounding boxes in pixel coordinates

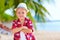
[34,30,60,40]
[0,30,60,40]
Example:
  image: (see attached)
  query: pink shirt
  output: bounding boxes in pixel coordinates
[12,18,35,40]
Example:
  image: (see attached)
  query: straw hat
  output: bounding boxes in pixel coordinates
[14,3,29,12]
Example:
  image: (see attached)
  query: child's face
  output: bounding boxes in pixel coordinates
[16,8,27,20]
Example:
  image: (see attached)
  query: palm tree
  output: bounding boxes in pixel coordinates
[0,0,51,29]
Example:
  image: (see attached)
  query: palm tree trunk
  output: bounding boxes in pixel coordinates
[0,21,11,32]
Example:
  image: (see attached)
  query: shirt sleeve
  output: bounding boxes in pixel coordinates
[12,20,17,29]
[27,20,34,32]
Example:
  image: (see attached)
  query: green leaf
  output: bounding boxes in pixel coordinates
[27,12,37,29]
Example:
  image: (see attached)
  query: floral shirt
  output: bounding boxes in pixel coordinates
[12,18,35,40]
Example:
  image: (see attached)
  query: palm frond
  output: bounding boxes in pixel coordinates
[0,0,52,29]
[27,12,37,30]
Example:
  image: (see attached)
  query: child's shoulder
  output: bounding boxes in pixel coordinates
[25,17,32,21]
[25,17,32,23]
[12,19,19,22]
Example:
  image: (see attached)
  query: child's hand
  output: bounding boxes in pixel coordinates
[21,27,32,34]
[11,26,26,34]
[21,29,32,34]
[12,27,22,34]
[21,26,28,29]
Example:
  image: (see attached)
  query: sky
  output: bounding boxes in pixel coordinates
[43,0,60,21]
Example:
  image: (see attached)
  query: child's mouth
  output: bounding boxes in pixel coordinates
[20,16,23,17]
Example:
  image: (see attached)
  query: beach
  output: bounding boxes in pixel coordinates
[0,30,60,40]
[34,30,60,40]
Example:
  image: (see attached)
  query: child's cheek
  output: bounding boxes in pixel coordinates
[24,14,26,17]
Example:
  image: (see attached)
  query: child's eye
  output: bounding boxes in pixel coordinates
[18,12,20,14]
[22,12,24,14]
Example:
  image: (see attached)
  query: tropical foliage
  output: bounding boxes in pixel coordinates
[0,0,51,29]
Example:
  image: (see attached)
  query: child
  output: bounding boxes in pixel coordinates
[12,3,36,40]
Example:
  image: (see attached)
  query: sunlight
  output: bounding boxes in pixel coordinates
[43,0,60,21]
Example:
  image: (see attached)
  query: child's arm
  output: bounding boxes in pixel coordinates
[0,23,32,34]
[11,26,31,34]
[12,27,22,34]
[21,27,32,34]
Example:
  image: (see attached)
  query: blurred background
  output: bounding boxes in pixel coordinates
[0,0,60,40]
